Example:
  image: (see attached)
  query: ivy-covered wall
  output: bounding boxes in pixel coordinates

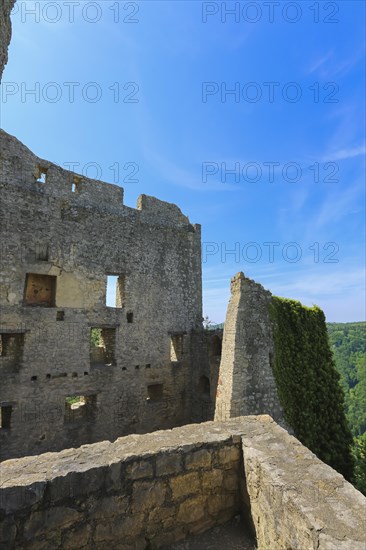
[269,297,354,481]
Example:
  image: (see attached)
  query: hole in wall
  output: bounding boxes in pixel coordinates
[0,406,12,429]
[64,394,97,423]
[127,311,133,323]
[106,274,125,308]
[31,376,37,381]
[90,327,116,367]
[0,333,24,363]
[36,166,47,184]
[36,244,49,261]
[24,273,56,307]
[170,334,184,362]
[56,311,65,321]
[147,384,163,402]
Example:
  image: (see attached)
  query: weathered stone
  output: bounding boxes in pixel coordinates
[201,469,224,491]
[62,524,92,549]
[88,495,129,518]
[0,0,14,80]
[217,445,241,465]
[170,472,200,499]
[214,272,284,425]
[132,480,167,512]
[24,507,82,539]
[126,460,153,480]
[185,449,212,470]
[156,452,183,476]
[0,128,203,462]
[177,496,207,523]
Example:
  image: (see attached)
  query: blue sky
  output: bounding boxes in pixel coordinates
[1,0,365,322]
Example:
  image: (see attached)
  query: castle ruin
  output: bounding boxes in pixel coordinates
[1,3,365,549]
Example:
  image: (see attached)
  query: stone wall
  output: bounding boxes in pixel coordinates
[0,129,203,460]
[0,421,245,549]
[242,417,366,549]
[215,272,284,424]
[1,416,365,549]
[0,0,14,80]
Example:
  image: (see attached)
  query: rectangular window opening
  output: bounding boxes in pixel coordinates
[127,311,133,323]
[35,244,49,261]
[147,384,163,402]
[36,166,47,184]
[71,175,82,193]
[106,274,125,308]
[64,394,96,423]
[0,333,24,363]
[170,334,184,362]
[90,327,116,366]
[0,405,12,429]
[24,273,56,307]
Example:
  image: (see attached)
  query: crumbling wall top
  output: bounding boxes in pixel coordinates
[0,130,197,230]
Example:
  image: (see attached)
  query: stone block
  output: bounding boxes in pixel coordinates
[156,452,182,476]
[185,449,212,470]
[132,480,167,512]
[177,496,207,524]
[126,460,153,480]
[217,445,241,465]
[170,472,200,499]
[24,507,82,539]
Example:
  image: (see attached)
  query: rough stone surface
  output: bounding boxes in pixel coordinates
[0,416,365,549]
[0,129,204,460]
[0,0,14,81]
[242,417,366,549]
[215,272,284,425]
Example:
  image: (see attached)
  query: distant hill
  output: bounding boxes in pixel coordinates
[327,322,366,438]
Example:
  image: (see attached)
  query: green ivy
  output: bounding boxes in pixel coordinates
[269,297,354,481]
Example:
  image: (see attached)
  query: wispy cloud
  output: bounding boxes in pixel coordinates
[322,144,366,162]
[144,149,241,192]
[307,51,334,74]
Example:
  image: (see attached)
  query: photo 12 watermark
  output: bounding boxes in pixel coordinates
[202,241,340,264]
[202,161,339,183]
[201,81,339,104]
[11,1,140,24]
[201,2,339,24]
[1,81,140,104]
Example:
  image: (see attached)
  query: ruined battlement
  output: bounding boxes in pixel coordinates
[1,416,365,549]
[1,130,197,230]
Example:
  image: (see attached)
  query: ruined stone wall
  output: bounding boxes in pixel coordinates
[215,272,284,424]
[1,416,365,549]
[0,130,203,460]
[0,0,15,80]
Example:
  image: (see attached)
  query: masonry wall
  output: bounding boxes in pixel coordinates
[1,416,365,550]
[0,129,203,460]
[215,272,284,424]
[0,0,14,80]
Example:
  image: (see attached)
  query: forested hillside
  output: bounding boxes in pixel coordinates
[327,322,366,494]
